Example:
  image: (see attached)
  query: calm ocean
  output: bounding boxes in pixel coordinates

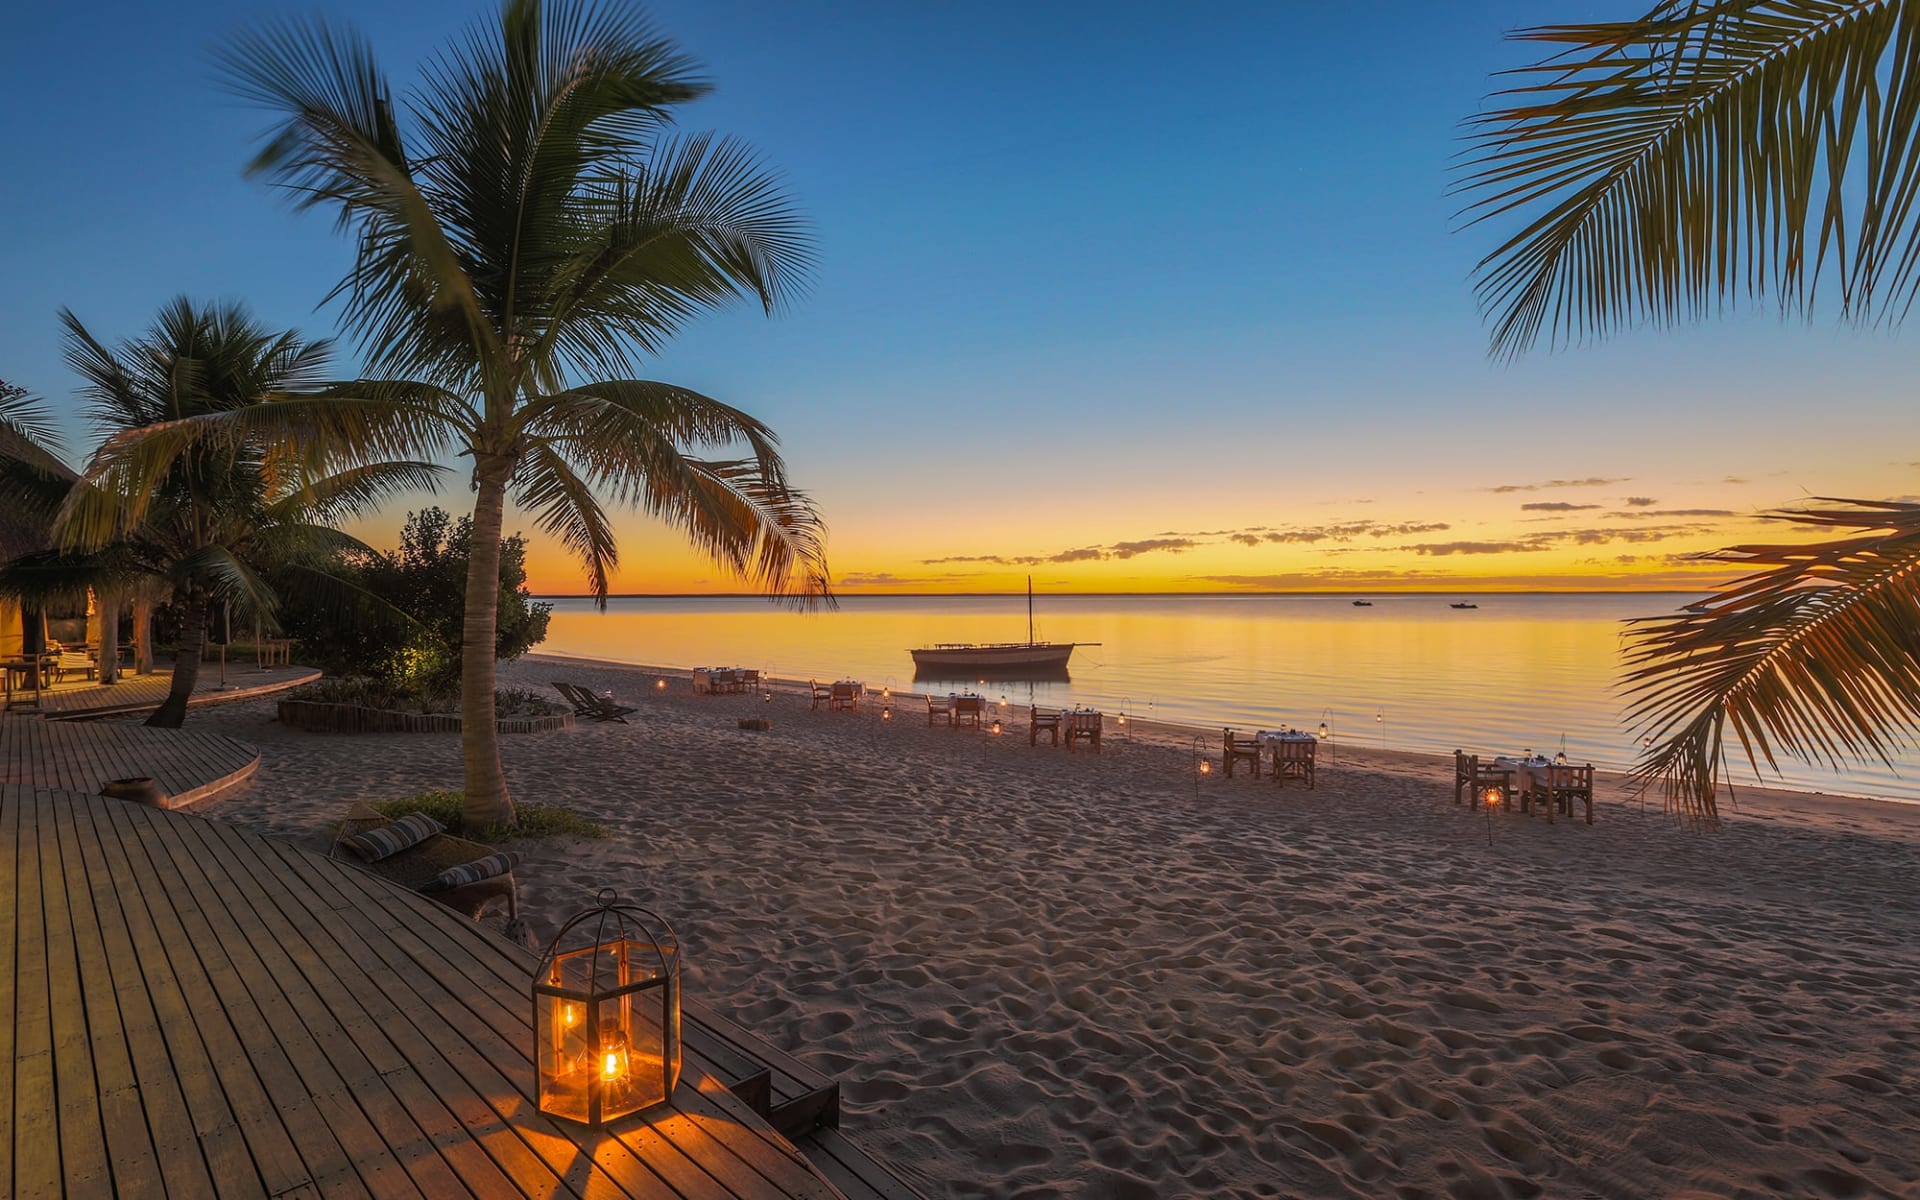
[537,592,1918,804]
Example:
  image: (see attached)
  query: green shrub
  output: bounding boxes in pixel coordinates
[374,790,607,842]
[275,506,552,690]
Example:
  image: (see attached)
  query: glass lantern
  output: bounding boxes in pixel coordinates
[533,891,681,1126]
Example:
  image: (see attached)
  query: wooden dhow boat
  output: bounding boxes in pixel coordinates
[909,578,1094,676]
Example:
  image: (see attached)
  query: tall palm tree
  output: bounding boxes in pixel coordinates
[20,298,439,727]
[1461,1,1920,823]
[200,0,830,827]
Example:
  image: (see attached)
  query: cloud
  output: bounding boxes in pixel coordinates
[1520,502,1602,512]
[1405,540,1553,556]
[1607,508,1736,519]
[1108,538,1196,559]
[923,536,1196,567]
[1623,496,1658,507]
[1258,520,1450,544]
[1486,477,1629,494]
[1720,477,1748,486]
[1229,533,1262,546]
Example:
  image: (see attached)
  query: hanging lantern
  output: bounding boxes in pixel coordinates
[881,705,894,722]
[1317,721,1329,741]
[655,678,667,691]
[1198,758,1213,776]
[990,719,1004,736]
[1483,786,1503,807]
[533,891,681,1126]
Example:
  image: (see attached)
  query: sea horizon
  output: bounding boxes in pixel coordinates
[535,592,1918,806]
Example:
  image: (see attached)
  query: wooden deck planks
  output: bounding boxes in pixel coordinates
[34,665,320,720]
[3,787,854,1200]
[0,717,260,808]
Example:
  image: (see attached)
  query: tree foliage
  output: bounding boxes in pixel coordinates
[278,506,552,690]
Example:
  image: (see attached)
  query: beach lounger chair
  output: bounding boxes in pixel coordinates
[1456,752,1512,810]
[552,680,637,723]
[1065,709,1101,752]
[1272,738,1316,789]
[1223,728,1261,778]
[1030,706,1063,745]
[927,695,954,725]
[330,801,521,930]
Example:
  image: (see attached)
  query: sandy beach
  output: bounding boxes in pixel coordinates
[196,654,1920,1199]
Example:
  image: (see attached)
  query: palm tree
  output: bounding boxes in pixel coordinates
[202,0,830,827]
[1461,1,1920,823]
[13,298,439,728]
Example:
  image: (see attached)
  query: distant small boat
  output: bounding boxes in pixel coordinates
[1351,600,1373,607]
[1450,602,1479,609]
[910,577,1096,676]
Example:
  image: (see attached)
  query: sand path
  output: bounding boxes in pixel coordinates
[198,657,1920,1199]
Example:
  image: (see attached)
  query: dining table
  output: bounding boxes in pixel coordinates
[1494,754,1555,809]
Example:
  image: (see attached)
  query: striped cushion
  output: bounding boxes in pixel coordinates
[340,812,444,862]
[419,851,520,893]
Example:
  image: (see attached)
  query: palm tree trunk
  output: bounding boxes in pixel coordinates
[460,457,516,830]
[97,588,120,685]
[148,587,205,728]
[133,594,153,674]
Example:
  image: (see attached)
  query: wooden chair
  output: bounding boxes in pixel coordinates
[1272,738,1316,788]
[809,679,832,709]
[927,694,955,725]
[740,669,761,693]
[330,802,519,928]
[1030,706,1063,745]
[551,681,636,723]
[1540,764,1595,825]
[829,681,860,711]
[54,650,98,683]
[1456,753,1513,810]
[953,695,985,729]
[1223,728,1261,778]
[1065,710,1101,752]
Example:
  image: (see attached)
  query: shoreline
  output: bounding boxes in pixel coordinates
[527,651,1918,818]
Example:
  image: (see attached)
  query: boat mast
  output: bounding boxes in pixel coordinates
[1027,575,1035,646]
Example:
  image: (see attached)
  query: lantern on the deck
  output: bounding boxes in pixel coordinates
[534,891,681,1126]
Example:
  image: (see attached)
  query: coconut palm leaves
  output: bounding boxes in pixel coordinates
[217,0,830,828]
[23,299,440,727]
[1460,0,1920,359]
[1624,500,1920,825]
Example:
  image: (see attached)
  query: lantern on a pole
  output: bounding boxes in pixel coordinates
[533,891,681,1125]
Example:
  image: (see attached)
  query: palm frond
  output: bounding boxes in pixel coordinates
[1623,497,1920,826]
[0,382,66,460]
[1459,0,1920,359]
[515,441,619,602]
[265,460,447,523]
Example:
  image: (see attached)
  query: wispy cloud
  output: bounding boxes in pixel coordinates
[1606,508,1736,519]
[924,537,1197,567]
[1623,496,1658,507]
[1486,477,1629,494]
[1520,501,1601,512]
[1405,540,1552,556]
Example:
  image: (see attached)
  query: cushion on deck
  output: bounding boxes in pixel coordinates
[340,811,444,862]
[419,850,521,893]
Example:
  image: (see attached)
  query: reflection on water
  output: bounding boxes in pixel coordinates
[539,593,1918,803]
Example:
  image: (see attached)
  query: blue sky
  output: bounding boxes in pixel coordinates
[2,0,1911,591]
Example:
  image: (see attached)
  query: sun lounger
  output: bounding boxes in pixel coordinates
[330,801,521,930]
[553,680,637,722]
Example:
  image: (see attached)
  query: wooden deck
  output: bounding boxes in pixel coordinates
[0,718,260,808]
[20,663,320,719]
[1,786,850,1199]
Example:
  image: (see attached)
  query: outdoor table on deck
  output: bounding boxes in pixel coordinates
[0,785,846,1199]
[3,658,45,711]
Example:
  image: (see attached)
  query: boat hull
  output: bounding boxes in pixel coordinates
[910,643,1078,674]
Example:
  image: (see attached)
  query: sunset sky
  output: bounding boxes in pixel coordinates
[2,0,1913,594]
